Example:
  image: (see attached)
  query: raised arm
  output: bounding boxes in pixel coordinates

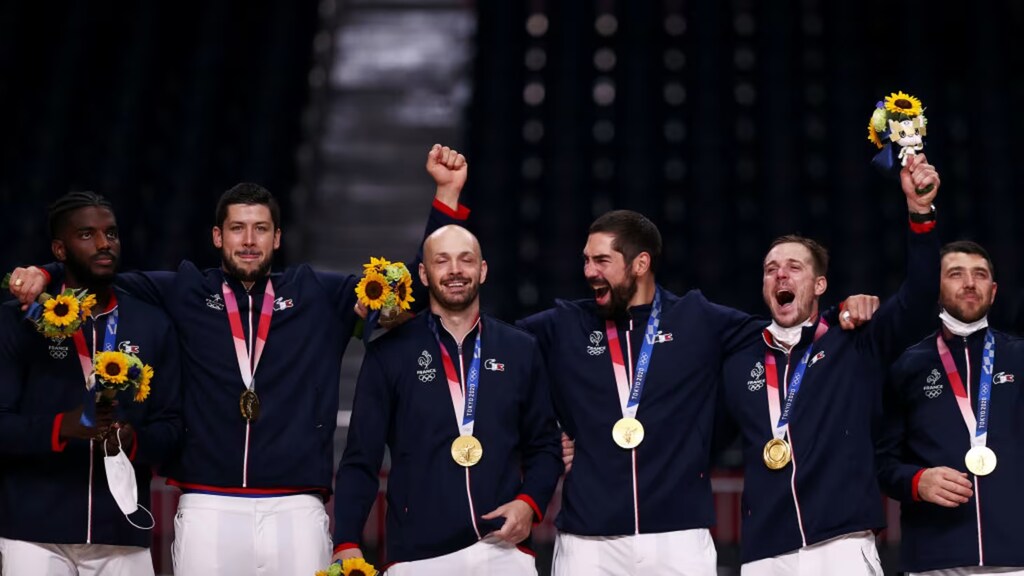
[860,154,941,364]
[318,144,471,327]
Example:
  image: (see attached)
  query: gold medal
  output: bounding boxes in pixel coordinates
[965,446,997,476]
[763,438,791,470]
[612,417,645,449]
[240,389,261,422]
[451,435,483,467]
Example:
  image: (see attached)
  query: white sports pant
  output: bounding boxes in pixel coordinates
[171,493,331,576]
[0,538,153,576]
[741,530,882,576]
[911,568,1024,576]
[384,535,536,576]
[551,529,717,576]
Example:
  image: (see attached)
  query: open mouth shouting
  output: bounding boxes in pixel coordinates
[592,283,611,306]
[773,289,798,317]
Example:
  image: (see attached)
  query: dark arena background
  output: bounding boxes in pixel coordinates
[1,1,1023,574]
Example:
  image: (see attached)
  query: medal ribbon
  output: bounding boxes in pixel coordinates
[765,318,828,441]
[428,314,482,437]
[72,304,119,427]
[71,308,120,389]
[936,330,995,448]
[605,289,662,419]
[222,280,275,391]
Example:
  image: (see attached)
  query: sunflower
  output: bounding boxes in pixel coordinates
[884,91,922,118]
[133,364,154,402]
[867,124,883,149]
[95,351,130,385]
[395,275,415,310]
[80,293,97,318]
[355,271,391,310]
[43,294,80,327]
[341,558,378,576]
[362,257,392,275]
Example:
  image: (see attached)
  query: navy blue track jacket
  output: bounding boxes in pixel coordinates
[878,327,1024,572]
[518,289,762,536]
[0,290,182,547]
[332,313,562,564]
[719,225,939,564]
[39,200,465,495]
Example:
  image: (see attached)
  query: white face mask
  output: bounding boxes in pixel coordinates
[103,431,155,530]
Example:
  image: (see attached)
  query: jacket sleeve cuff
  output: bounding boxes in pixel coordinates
[51,413,68,452]
[911,468,926,501]
[333,542,361,555]
[908,220,936,234]
[516,494,543,523]
[432,198,470,220]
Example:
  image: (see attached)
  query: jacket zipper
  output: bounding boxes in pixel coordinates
[779,349,808,547]
[242,290,254,488]
[964,337,984,565]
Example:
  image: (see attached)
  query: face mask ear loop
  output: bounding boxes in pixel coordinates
[125,504,156,530]
[107,427,156,530]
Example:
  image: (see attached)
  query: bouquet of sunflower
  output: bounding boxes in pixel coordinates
[355,257,415,321]
[315,558,378,576]
[93,350,153,404]
[867,90,928,173]
[2,273,96,339]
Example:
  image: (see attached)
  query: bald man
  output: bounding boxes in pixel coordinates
[330,225,562,575]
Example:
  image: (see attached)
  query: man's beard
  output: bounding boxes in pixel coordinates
[595,273,638,320]
[65,252,117,287]
[427,274,480,312]
[222,252,273,283]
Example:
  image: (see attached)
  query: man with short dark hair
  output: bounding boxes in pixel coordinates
[877,240,1024,576]
[331,225,561,574]
[0,191,182,575]
[8,145,471,575]
[719,154,941,574]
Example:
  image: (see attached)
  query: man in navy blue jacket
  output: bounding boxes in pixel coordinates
[0,192,182,575]
[8,145,471,576]
[331,224,561,575]
[877,241,1024,575]
[719,154,941,574]
[517,209,766,575]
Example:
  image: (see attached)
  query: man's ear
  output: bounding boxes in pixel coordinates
[814,275,827,297]
[52,239,66,262]
[212,227,223,249]
[632,252,651,277]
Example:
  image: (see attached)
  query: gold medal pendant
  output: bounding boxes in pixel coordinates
[965,446,997,476]
[240,389,261,422]
[451,435,483,467]
[763,438,791,470]
[612,417,645,449]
